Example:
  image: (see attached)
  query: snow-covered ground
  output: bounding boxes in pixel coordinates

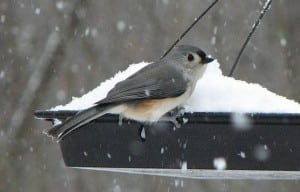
[52,60,300,113]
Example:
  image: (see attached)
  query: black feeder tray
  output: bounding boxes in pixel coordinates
[35,110,300,179]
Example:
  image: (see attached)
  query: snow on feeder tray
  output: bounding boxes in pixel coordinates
[35,61,300,179]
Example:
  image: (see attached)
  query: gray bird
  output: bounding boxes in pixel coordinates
[47,44,214,140]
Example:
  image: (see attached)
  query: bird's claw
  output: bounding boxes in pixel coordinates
[161,107,186,128]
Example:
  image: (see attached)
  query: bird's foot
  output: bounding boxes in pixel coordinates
[169,106,185,117]
[160,106,186,128]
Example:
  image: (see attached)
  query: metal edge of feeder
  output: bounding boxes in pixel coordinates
[34,110,300,124]
[72,168,300,180]
[35,110,300,179]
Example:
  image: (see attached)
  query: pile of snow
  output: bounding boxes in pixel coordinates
[185,61,300,113]
[53,62,149,111]
[52,60,300,113]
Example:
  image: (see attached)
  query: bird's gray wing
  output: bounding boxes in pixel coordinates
[96,61,189,105]
[47,61,188,140]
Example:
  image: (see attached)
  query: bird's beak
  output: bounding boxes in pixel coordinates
[202,55,214,64]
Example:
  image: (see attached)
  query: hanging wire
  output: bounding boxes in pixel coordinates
[161,0,219,59]
[228,0,273,77]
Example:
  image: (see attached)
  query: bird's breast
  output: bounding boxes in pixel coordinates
[117,89,192,122]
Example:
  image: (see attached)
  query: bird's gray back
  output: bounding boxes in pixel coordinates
[96,60,189,106]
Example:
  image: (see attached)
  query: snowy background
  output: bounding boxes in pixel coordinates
[1,0,300,191]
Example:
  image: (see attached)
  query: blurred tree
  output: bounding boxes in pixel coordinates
[0,0,299,191]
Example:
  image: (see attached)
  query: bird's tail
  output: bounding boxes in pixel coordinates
[45,105,111,141]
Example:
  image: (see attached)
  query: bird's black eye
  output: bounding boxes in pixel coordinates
[187,54,194,62]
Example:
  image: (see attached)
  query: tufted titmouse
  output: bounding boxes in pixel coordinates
[47,44,214,140]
